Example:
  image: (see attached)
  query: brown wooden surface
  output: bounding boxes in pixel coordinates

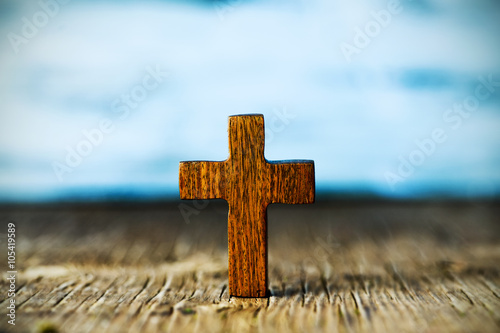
[0,200,499,333]
[179,114,315,297]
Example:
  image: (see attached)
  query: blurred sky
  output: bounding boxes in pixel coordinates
[0,0,499,202]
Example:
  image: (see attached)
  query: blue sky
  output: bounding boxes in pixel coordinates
[0,0,499,201]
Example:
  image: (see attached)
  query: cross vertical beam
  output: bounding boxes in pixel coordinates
[179,114,315,297]
[226,115,268,297]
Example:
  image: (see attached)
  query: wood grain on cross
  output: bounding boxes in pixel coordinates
[179,114,315,297]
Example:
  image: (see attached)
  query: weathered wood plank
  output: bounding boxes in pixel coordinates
[0,201,499,332]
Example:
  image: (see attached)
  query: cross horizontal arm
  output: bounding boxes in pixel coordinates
[267,160,315,204]
[179,161,227,200]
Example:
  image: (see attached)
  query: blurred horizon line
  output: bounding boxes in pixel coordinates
[0,184,498,204]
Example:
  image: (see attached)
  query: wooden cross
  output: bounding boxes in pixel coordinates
[179,114,315,297]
